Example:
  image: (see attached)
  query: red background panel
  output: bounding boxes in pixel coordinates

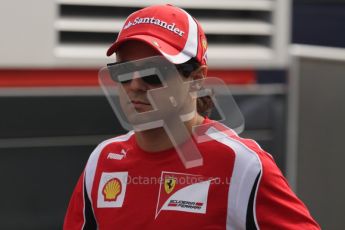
[0,69,255,87]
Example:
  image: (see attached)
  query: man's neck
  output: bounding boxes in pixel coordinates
[134,114,205,152]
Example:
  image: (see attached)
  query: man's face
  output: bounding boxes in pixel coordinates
[116,41,163,113]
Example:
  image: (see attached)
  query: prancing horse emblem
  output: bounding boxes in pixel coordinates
[164,177,176,194]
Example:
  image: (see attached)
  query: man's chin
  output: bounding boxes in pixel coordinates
[132,104,154,113]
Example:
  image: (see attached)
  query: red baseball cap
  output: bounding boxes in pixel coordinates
[106,4,208,65]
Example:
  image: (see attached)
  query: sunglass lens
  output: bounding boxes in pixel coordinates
[142,74,162,85]
[118,74,162,85]
[119,79,132,84]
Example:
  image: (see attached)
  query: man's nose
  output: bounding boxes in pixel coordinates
[129,71,147,91]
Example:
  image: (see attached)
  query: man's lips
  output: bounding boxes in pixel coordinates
[131,100,150,105]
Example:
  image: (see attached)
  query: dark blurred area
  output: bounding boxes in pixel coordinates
[292,0,345,48]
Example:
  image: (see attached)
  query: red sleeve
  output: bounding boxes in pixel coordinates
[64,172,97,230]
[255,151,320,229]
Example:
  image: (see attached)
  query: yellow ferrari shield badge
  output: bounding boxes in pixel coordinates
[164,177,176,194]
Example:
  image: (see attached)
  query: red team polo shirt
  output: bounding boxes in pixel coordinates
[64,118,320,229]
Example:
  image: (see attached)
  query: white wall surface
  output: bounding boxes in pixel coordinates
[0,0,56,68]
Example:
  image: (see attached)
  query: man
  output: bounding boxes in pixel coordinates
[64,4,320,229]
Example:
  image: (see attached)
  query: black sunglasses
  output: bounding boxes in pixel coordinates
[107,61,198,85]
[120,74,162,85]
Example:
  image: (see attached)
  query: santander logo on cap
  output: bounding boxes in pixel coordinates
[107,4,208,65]
[123,17,185,37]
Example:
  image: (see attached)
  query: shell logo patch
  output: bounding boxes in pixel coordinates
[102,178,122,201]
[97,172,128,208]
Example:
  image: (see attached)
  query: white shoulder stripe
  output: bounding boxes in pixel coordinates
[85,131,134,201]
[206,127,262,230]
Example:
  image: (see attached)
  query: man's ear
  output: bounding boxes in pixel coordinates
[189,65,208,91]
[192,65,208,80]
